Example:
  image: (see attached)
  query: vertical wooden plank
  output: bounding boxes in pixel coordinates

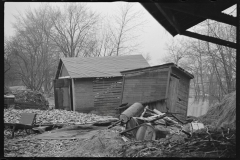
[62,87,68,109]
[53,80,59,109]
[172,67,192,120]
[167,76,179,112]
[165,66,172,104]
[120,75,125,106]
[69,79,73,111]
[75,78,94,113]
[58,88,63,109]
[68,81,72,111]
[185,78,191,118]
[71,79,76,111]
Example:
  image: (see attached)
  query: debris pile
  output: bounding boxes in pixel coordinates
[4,108,117,126]
[12,90,49,108]
[120,127,235,157]
[110,99,236,158]
[198,91,236,129]
[111,103,197,141]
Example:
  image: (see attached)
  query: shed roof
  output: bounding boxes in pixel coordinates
[56,55,149,79]
[120,63,194,79]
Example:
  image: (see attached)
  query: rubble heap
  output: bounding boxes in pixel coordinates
[120,127,235,157]
[112,97,236,158]
[198,91,236,129]
[12,90,49,107]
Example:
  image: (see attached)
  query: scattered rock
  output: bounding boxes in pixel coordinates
[4,108,117,125]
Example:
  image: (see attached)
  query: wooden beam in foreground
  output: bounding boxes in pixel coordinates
[162,4,237,27]
[154,3,182,34]
[181,30,237,49]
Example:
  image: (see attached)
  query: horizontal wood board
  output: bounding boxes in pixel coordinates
[93,77,123,116]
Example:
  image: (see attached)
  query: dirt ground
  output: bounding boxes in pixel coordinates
[4,126,125,157]
[57,129,125,157]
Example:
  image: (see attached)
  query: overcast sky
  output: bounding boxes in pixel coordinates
[5,2,181,66]
[4,2,235,66]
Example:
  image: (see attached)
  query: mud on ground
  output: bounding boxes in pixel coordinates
[4,127,125,157]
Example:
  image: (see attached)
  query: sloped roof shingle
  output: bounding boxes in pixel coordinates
[58,55,149,78]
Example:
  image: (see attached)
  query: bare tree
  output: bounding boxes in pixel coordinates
[4,36,19,87]
[4,36,11,74]
[163,17,236,104]
[10,5,58,92]
[163,39,188,65]
[104,3,146,56]
[49,3,99,57]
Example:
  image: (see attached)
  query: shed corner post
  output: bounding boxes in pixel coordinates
[71,78,76,111]
[165,66,172,99]
[119,75,125,114]
[53,79,58,109]
[185,78,192,118]
[165,66,172,112]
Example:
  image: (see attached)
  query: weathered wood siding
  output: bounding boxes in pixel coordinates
[54,79,71,110]
[93,77,123,116]
[171,67,191,121]
[73,77,122,116]
[122,67,169,105]
[60,64,69,77]
[167,75,180,112]
[74,78,94,113]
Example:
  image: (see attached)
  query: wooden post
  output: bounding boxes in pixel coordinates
[53,80,58,109]
[165,66,172,112]
[155,3,182,34]
[120,76,125,114]
[71,78,76,111]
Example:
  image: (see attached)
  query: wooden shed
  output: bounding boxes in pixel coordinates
[120,63,194,121]
[53,55,149,116]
